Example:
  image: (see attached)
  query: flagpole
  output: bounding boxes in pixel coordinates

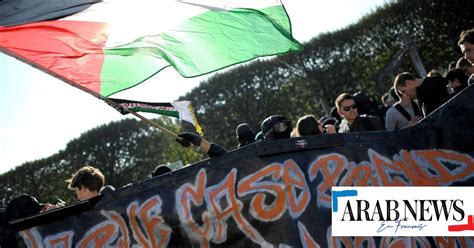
[105,98,178,137]
[128,109,178,137]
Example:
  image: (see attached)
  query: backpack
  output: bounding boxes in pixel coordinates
[393,101,421,121]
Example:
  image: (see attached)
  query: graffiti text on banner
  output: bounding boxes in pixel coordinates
[19,149,474,247]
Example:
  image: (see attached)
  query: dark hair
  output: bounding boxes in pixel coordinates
[296,115,321,136]
[99,185,116,194]
[389,87,401,101]
[353,91,380,116]
[393,72,416,89]
[427,69,443,77]
[5,195,44,222]
[254,131,264,141]
[329,106,341,123]
[445,68,468,86]
[335,93,354,110]
[323,117,337,126]
[1,195,44,248]
[66,166,104,192]
[458,28,474,45]
[150,165,172,178]
[456,57,472,71]
[448,61,457,71]
[381,93,390,104]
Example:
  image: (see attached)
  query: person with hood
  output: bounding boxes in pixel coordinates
[235,123,256,148]
[260,115,292,140]
[1,195,47,247]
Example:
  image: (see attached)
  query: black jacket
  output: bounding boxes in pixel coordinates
[416,76,450,117]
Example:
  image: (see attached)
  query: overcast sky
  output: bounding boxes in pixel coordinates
[0,0,388,174]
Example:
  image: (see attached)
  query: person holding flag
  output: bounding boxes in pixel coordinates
[175,132,228,158]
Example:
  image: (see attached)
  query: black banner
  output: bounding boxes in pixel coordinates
[12,86,474,247]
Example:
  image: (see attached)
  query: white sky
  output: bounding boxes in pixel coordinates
[0,0,387,174]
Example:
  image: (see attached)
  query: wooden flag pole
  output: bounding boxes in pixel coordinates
[105,98,178,137]
[127,108,178,137]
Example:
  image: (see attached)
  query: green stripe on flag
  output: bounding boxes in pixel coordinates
[175,6,302,75]
[127,107,180,118]
[100,48,169,97]
[100,5,302,96]
[258,5,293,36]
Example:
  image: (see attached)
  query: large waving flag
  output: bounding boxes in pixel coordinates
[0,0,302,97]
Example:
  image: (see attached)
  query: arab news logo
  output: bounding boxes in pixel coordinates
[331,187,474,236]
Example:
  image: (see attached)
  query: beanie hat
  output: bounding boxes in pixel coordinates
[235,123,256,147]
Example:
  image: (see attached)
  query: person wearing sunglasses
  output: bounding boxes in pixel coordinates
[335,93,385,133]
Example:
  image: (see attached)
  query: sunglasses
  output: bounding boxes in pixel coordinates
[342,104,357,112]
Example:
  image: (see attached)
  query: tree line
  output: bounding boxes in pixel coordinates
[1,0,473,206]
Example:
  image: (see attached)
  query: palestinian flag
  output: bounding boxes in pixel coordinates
[109,98,203,135]
[0,0,302,97]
